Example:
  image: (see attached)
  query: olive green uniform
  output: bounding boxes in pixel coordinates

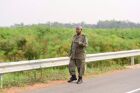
[69,34,88,77]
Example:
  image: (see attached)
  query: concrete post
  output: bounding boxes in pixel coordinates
[0,74,3,88]
[85,63,87,71]
[131,56,135,65]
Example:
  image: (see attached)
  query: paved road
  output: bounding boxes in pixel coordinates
[23,68,140,93]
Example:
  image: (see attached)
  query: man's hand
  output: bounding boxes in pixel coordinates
[74,41,85,47]
[74,41,82,45]
[78,41,83,45]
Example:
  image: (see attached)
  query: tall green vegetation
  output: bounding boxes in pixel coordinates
[0,25,140,62]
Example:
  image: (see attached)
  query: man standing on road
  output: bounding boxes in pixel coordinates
[68,26,88,84]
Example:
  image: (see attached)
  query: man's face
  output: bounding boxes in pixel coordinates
[76,28,82,35]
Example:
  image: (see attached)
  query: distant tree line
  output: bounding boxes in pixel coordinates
[11,20,140,28]
[96,20,140,28]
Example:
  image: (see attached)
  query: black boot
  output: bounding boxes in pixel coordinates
[77,76,83,84]
[68,75,77,83]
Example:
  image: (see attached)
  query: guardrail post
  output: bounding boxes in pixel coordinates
[85,63,87,71]
[131,56,135,65]
[0,74,3,88]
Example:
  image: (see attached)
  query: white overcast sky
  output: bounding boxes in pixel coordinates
[0,0,140,26]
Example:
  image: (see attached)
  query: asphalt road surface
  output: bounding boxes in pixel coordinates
[23,68,140,93]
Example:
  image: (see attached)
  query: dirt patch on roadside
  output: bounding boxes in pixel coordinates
[126,64,140,69]
[1,80,66,93]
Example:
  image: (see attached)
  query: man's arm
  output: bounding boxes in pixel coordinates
[78,35,88,47]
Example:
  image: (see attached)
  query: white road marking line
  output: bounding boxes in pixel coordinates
[126,88,140,93]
